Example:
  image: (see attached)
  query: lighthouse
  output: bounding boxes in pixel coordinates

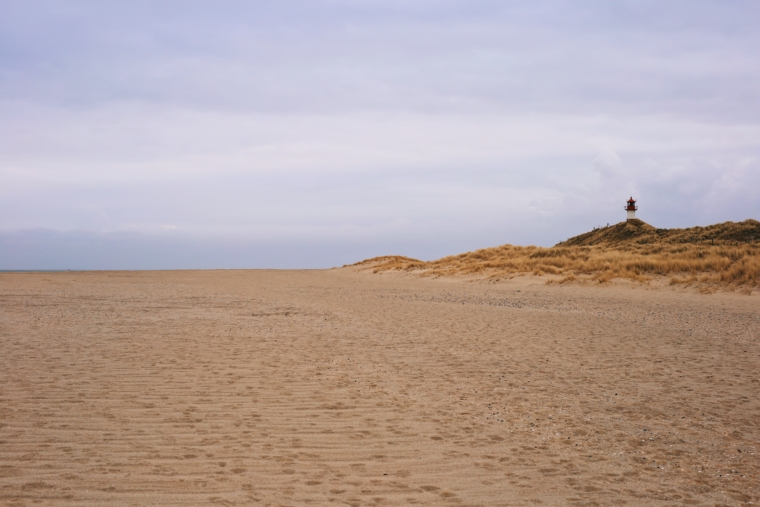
[625,197,638,221]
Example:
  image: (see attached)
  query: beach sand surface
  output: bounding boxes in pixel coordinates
[1,268,758,506]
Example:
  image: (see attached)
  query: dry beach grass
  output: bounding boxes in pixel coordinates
[358,219,760,290]
[1,268,759,506]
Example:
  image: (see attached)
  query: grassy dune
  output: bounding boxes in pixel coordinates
[357,219,760,290]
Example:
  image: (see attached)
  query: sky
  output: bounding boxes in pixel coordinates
[2,0,759,269]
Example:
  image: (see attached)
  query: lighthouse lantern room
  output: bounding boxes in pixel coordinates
[625,197,638,221]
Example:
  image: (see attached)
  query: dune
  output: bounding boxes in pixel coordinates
[357,219,760,290]
[0,267,758,505]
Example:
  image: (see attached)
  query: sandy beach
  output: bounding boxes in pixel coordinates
[1,268,758,506]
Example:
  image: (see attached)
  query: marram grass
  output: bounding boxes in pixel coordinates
[356,219,760,290]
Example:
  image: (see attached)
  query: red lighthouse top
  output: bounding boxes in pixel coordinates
[625,197,638,211]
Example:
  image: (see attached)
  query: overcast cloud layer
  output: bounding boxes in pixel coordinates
[2,0,759,269]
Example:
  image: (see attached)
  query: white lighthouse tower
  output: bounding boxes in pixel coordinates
[625,197,638,221]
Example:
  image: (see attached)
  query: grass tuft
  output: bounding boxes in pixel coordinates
[355,219,760,289]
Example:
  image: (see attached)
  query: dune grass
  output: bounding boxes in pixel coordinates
[356,219,760,290]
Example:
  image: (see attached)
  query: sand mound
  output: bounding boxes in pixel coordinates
[558,219,760,247]
[358,220,760,289]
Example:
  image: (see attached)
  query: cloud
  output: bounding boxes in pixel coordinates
[593,148,623,176]
[1,1,759,267]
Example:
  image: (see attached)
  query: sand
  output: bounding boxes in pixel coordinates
[1,268,758,506]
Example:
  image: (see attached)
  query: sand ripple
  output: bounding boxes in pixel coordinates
[0,269,758,505]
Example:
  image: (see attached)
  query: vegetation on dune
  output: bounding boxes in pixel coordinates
[355,219,760,290]
[556,218,760,247]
